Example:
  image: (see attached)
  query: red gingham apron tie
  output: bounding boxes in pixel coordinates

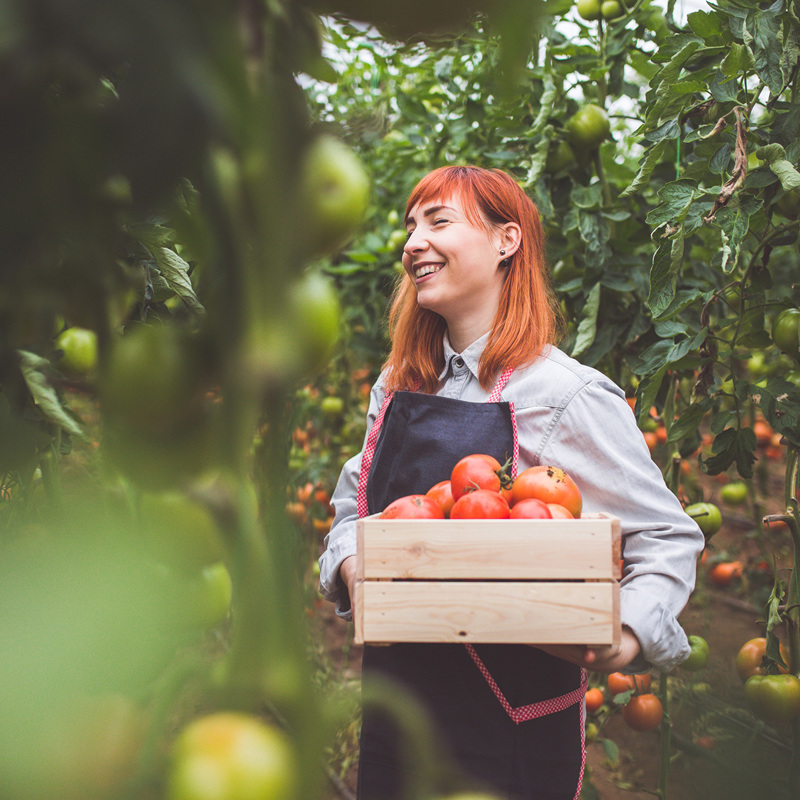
[355,366,587,797]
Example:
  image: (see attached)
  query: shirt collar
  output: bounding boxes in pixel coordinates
[438,331,490,381]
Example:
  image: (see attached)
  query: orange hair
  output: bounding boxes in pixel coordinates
[383,166,564,394]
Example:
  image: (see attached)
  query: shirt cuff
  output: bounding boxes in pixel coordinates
[620,586,691,673]
[318,528,357,621]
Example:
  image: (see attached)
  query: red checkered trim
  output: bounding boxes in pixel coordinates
[356,390,395,519]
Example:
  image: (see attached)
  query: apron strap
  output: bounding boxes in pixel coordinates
[356,389,395,519]
[465,645,588,724]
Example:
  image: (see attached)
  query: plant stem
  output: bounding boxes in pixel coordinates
[657,671,671,800]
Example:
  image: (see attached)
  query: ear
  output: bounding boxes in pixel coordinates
[496,222,522,259]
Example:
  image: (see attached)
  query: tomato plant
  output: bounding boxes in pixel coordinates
[380,494,445,519]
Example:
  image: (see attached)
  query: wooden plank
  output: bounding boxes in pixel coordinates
[355,580,619,646]
[357,514,620,580]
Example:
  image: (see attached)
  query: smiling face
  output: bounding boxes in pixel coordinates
[402,194,515,347]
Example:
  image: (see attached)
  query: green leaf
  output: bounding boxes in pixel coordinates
[649,234,685,318]
[688,10,723,40]
[667,400,711,443]
[721,43,755,77]
[571,282,601,358]
[749,377,800,447]
[709,143,732,175]
[649,41,701,90]
[699,427,756,477]
[646,180,698,227]
[620,140,668,198]
[17,351,88,444]
[714,195,763,273]
[602,737,620,765]
[147,246,206,317]
[637,365,669,424]
[748,4,784,96]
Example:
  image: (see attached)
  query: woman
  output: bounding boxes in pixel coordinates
[319,166,704,800]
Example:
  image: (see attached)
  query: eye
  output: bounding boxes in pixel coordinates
[432,218,448,225]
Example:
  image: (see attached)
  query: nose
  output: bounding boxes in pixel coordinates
[403,227,428,256]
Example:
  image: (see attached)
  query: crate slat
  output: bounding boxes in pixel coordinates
[357,513,621,581]
[355,580,619,646]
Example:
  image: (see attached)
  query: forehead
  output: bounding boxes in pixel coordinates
[405,192,483,226]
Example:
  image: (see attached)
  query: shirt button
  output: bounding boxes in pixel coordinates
[454,357,465,368]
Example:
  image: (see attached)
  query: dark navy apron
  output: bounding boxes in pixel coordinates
[355,370,587,800]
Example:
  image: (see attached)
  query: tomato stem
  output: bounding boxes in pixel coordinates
[657,672,671,800]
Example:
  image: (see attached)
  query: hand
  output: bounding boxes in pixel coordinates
[536,627,642,673]
[339,555,358,615]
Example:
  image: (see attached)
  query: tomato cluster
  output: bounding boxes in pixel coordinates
[380,455,583,520]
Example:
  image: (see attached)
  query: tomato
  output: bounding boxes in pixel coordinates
[681,635,710,672]
[720,481,748,506]
[509,498,553,519]
[450,489,510,519]
[546,503,574,519]
[426,480,455,517]
[708,560,743,587]
[585,687,604,713]
[320,395,344,418]
[510,465,582,518]
[576,0,601,20]
[301,134,370,258]
[684,502,722,538]
[744,674,800,725]
[450,453,507,500]
[171,562,233,630]
[753,418,773,446]
[139,491,225,574]
[735,637,791,682]
[55,327,98,376]
[168,712,295,800]
[776,188,800,219]
[566,104,610,150]
[381,494,445,519]
[545,140,576,174]
[585,722,599,742]
[601,0,624,19]
[621,694,663,732]
[607,672,651,696]
[771,308,800,361]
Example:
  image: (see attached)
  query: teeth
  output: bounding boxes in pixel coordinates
[415,264,442,278]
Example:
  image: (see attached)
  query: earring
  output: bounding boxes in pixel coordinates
[499,249,506,256]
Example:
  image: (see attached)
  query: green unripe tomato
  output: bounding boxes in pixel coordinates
[576,0,602,20]
[776,188,800,219]
[546,140,576,174]
[684,502,722,538]
[55,327,98,376]
[681,635,710,672]
[601,0,624,19]
[785,369,800,388]
[566,104,611,150]
[771,308,800,361]
[720,481,748,506]
[320,395,344,418]
[168,712,295,800]
[301,134,370,258]
[744,674,800,725]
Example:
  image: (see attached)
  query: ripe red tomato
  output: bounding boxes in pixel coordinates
[510,465,582,517]
[509,498,553,519]
[450,454,506,500]
[607,672,651,696]
[735,637,791,682]
[450,489,510,519]
[380,495,445,519]
[622,694,663,732]
[546,503,574,519]
[585,687,604,713]
[708,560,743,587]
[426,480,455,517]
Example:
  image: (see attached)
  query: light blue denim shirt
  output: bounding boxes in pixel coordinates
[319,333,705,672]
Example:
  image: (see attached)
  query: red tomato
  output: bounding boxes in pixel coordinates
[735,637,791,682]
[708,560,743,587]
[585,687,604,713]
[450,454,506,500]
[426,480,455,517]
[622,694,663,731]
[510,465,582,517]
[607,672,651,696]
[510,498,553,519]
[380,495,445,519]
[547,503,574,519]
[450,489,510,519]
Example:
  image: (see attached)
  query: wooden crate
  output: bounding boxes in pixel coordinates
[354,512,621,646]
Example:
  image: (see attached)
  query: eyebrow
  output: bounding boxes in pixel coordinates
[405,205,456,227]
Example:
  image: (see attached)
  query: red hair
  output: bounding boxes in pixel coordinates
[383,166,564,393]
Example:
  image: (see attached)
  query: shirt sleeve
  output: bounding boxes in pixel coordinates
[528,379,705,673]
[318,379,386,620]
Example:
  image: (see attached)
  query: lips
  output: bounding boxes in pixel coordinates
[413,262,443,279]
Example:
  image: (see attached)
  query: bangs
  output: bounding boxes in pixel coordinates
[404,167,492,230]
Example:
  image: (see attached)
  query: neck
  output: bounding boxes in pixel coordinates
[446,318,492,354]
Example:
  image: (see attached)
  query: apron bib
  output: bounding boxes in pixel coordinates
[355,370,587,800]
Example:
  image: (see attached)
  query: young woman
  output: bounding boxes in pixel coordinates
[319,166,704,800]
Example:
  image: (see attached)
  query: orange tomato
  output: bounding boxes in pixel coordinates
[607,672,651,696]
[585,687,604,713]
[622,694,663,732]
[735,637,791,682]
[510,465,582,517]
[426,480,456,517]
[708,560,743,587]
